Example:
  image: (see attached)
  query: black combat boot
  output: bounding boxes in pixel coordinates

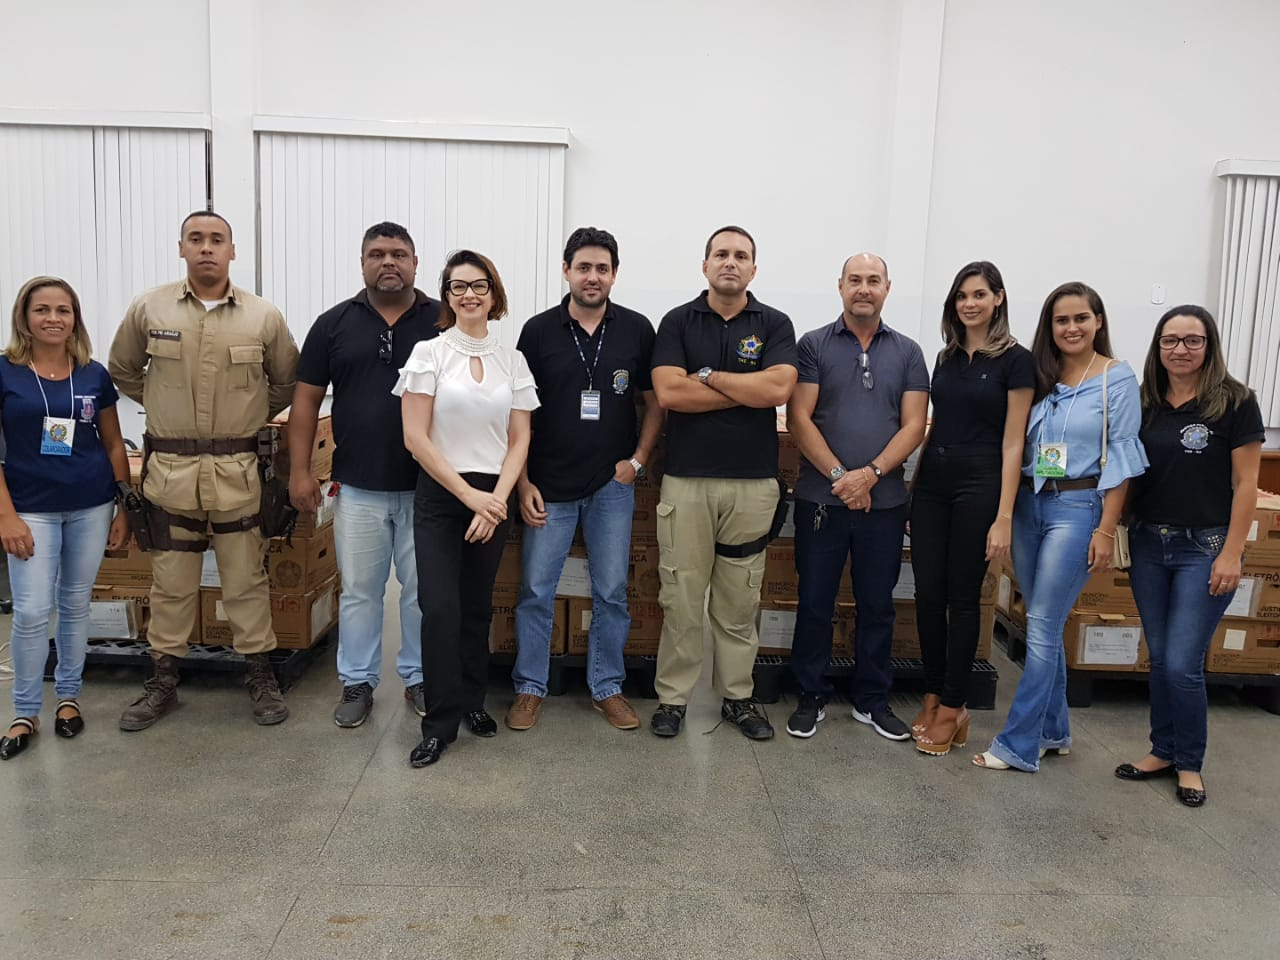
[119,653,182,731]
[244,654,289,725]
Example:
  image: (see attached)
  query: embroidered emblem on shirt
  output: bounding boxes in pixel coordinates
[1180,423,1210,452]
[611,369,630,395]
[736,335,764,361]
[148,329,182,341]
[78,395,96,421]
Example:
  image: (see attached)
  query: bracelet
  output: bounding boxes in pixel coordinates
[1093,527,1116,540]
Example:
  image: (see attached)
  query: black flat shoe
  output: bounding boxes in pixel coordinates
[1114,762,1176,781]
[1176,783,1207,808]
[409,737,447,768]
[0,718,37,760]
[465,710,498,737]
[54,699,85,738]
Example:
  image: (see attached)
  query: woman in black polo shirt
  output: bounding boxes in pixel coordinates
[1115,305,1262,807]
[910,262,1034,755]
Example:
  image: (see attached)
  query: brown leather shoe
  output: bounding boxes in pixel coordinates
[505,693,543,731]
[593,694,640,730]
[244,654,289,726]
[119,653,181,731]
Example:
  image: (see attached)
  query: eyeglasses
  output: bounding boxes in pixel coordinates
[859,352,874,390]
[447,279,492,297]
[1158,334,1207,351]
[378,327,393,365]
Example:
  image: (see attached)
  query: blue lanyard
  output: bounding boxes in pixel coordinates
[569,319,607,391]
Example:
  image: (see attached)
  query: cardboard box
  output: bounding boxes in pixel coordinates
[632,486,660,544]
[1229,563,1280,620]
[489,589,566,655]
[888,600,994,661]
[628,544,662,603]
[556,546,592,598]
[1063,610,1149,671]
[763,542,799,602]
[756,600,855,657]
[494,542,523,589]
[265,524,337,594]
[200,577,338,650]
[833,602,856,657]
[1206,617,1280,674]
[1244,491,1280,565]
[292,480,337,538]
[97,542,154,586]
[1075,569,1138,615]
[269,413,335,481]
[567,598,665,656]
[92,584,200,645]
[777,429,800,490]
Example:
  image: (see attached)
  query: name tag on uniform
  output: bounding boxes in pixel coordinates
[1035,442,1068,478]
[148,329,182,341]
[580,390,601,421]
[41,416,76,456]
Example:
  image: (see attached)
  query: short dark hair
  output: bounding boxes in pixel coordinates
[362,221,415,254]
[436,249,508,330]
[704,225,756,261]
[1030,281,1114,401]
[563,227,619,270]
[180,210,233,241]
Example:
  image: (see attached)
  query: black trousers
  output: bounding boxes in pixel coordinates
[909,447,1000,707]
[414,471,511,742]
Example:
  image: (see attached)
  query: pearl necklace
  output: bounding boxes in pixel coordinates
[442,324,497,357]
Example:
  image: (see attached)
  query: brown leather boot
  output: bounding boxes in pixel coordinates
[119,653,181,731]
[244,654,289,726]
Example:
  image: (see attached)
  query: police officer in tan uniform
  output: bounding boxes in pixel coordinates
[108,211,299,729]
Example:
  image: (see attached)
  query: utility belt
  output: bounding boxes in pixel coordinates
[123,431,297,553]
[714,476,791,559]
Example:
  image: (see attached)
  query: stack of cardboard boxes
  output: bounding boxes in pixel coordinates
[89,413,341,652]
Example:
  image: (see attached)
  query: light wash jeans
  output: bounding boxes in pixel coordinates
[989,486,1100,771]
[333,485,422,690]
[8,502,114,717]
[514,479,634,699]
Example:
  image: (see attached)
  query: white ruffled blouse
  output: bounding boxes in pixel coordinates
[392,332,539,475]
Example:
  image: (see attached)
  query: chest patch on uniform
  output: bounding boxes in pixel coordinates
[736,334,764,361]
[612,369,630,394]
[149,329,182,341]
[1180,423,1211,451]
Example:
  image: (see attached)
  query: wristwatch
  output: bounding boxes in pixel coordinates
[697,366,714,384]
[866,463,883,479]
[629,457,645,477]
[829,465,847,481]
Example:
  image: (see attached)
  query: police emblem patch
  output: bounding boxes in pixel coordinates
[736,334,764,360]
[1180,423,1211,451]
[79,396,96,421]
[612,369,630,395]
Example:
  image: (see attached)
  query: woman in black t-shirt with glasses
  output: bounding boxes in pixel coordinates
[1115,305,1263,808]
[910,262,1034,755]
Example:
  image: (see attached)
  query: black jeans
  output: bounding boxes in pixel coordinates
[414,471,511,742]
[909,447,1000,707]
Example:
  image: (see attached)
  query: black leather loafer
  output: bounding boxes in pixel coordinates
[1114,762,1176,781]
[465,710,498,737]
[1176,783,1207,808]
[0,718,37,760]
[409,737,447,768]
[55,700,85,738]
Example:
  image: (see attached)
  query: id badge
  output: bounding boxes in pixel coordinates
[580,390,602,421]
[41,416,76,456]
[1035,442,1067,478]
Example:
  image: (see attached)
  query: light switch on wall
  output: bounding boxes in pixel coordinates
[1151,283,1166,304]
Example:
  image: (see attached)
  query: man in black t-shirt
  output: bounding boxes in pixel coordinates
[289,222,439,728]
[648,226,798,740]
[508,228,663,733]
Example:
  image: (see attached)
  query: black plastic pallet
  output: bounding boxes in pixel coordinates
[45,629,335,693]
[993,610,1280,715]
[751,654,999,710]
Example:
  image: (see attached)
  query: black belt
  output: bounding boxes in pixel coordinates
[144,434,258,456]
[1021,475,1099,492]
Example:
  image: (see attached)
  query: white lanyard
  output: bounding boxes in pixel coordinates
[30,361,74,420]
[1042,352,1095,447]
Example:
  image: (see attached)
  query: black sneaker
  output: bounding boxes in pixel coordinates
[465,710,498,737]
[650,703,686,737]
[852,704,912,741]
[721,698,774,740]
[786,694,826,739]
[333,683,374,728]
[404,683,426,717]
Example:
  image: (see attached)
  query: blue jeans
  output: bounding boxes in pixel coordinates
[333,485,422,689]
[791,500,908,712]
[1127,523,1234,773]
[990,487,1100,771]
[8,502,114,717]
[514,479,634,699]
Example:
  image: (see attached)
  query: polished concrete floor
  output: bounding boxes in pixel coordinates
[2,596,1278,960]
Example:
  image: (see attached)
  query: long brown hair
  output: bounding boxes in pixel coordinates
[6,276,94,367]
[1029,281,1114,402]
[939,261,1017,360]
[1140,304,1252,423]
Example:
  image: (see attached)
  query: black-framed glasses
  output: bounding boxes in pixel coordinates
[859,352,873,390]
[1158,334,1207,351]
[447,278,492,297]
[378,327,394,365]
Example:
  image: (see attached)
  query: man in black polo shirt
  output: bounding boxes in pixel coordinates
[648,225,798,739]
[289,222,439,728]
[508,227,663,732]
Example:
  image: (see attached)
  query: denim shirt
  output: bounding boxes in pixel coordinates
[1022,359,1148,493]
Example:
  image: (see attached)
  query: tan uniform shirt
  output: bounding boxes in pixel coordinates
[108,280,298,512]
